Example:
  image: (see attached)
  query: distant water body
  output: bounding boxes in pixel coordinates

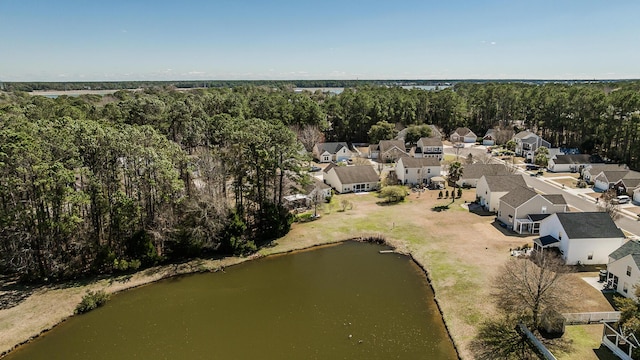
[294,85,450,94]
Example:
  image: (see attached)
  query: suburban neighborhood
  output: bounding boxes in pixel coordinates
[297,124,640,359]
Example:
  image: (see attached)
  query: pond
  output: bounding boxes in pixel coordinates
[5,241,457,359]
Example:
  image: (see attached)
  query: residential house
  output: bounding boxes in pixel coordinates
[304,178,332,200]
[455,163,512,188]
[324,165,379,193]
[395,157,441,186]
[512,131,551,161]
[582,164,628,183]
[476,175,528,212]
[482,129,497,146]
[546,154,599,173]
[414,137,443,160]
[312,142,352,163]
[607,240,640,299]
[613,171,640,195]
[369,140,407,162]
[450,127,477,143]
[594,170,634,192]
[497,187,568,234]
[533,212,625,265]
[634,188,640,204]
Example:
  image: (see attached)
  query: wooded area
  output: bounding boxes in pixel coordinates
[1,81,639,281]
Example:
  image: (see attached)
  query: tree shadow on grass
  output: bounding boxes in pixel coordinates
[0,275,36,310]
[468,203,495,217]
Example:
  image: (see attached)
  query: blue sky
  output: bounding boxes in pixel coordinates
[1,0,639,81]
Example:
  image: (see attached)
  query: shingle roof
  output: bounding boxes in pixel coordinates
[555,212,625,239]
[304,178,331,194]
[551,154,593,165]
[323,163,337,173]
[331,165,379,184]
[541,194,567,205]
[601,171,631,183]
[514,130,535,139]
[418,137,443,146]
[378,140,406,154]
[460,164,511,180]
[399,157,440,168]
[609,240,640,261]
[529,214,552,222]
[500,186,538,208]
[585,164,628,175]
[483,175,527,192]
[453,127,474,137]
[428,125,442,139]
[317,142,349,154]
[538,235,560,246]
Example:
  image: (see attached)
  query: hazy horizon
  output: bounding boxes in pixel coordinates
[2,0,639,82]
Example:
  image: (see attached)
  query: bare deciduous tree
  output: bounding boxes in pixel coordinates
[598,189,621,221]
[292,124,325,152]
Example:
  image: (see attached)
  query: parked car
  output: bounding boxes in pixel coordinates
[309,166,321,172]
[526,164,539,171]
[616,195,631,204]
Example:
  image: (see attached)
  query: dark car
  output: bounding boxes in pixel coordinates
[526,164,539,171]
[309,166,321,172]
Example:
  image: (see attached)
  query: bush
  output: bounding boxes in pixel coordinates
[75,290,110,314]
[296,213,315,223]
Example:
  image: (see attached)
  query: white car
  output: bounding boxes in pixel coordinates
[616,195,631,204]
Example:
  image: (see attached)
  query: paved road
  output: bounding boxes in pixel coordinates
[523,174,640,237]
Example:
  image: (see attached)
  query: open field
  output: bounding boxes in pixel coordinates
[0,186,614,359]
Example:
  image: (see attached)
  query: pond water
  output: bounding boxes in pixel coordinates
[6,242,457,359]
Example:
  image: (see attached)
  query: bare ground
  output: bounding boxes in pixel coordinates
[0,187,613,359]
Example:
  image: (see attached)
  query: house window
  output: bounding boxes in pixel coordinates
[558,232,562,240]
[541,206,547,214]
[427,169,431,173]
[627,266,632,277]
[587,253,593,260]
[405,169,408,174]
[417,169,420,174]
[624,282,629,293]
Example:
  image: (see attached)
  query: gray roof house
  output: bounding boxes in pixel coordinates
[455,163,512,188]
[534,212,625,265]
[513,131,551,160]
[450,127,477,143]
[547,154,599,173]
[476,175,528,212]
[497,187,568,234]
[323,165,380,194]
[608,240,640,299]
[369,139,407,162]
[312,142,353,163]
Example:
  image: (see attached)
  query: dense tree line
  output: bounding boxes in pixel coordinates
[1,81,639,280]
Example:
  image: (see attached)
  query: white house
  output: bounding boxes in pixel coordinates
[395,157,441,186]
[582,164,628,183]
[482,129,496,146]
[414,137,443,160]
[593,171,630,192]
[369,140,407,162]
[324,165,379,194]
[634,188,640,204]
[512,131,551,161]
[312,142,352,163]
[534,212,625,265]
[546,154,595,173]
[475,175,527,212]
[497,187,568,234]
[607,240,640,299]
[450,127,477,143]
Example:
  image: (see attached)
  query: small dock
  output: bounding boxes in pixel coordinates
[379,250,394,254]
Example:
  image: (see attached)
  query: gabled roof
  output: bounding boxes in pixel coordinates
[483,175,527,192]
[484,128,496,137]
[514,130,536,139]
[460,163,511,180]
[417,137,443,147]
[551,154,594,165]
[541,194,567,205]
[331,165,379,184]
[304,178,331,194]
[428,125,442,139]
[609,240,640,261]
[323,163,337,173]
[316,142,349,154]
[584,164,628,174]
[522,137,538,144]
[529,213,552,222]
[600,171,631,183]
[555,212,625,239]
[378,140,406,154]
[452,127,475,137]
[500,186,538,208]
[398,157,440,168]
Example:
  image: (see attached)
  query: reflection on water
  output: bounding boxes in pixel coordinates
[6,241,456,360]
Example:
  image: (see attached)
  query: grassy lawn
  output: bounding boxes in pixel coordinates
[556,325,618,360]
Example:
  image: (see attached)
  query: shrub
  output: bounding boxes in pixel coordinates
[75,290,110,314]
[296,213,314,222]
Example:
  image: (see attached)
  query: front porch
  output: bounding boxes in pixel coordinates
[533,235,561,253]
